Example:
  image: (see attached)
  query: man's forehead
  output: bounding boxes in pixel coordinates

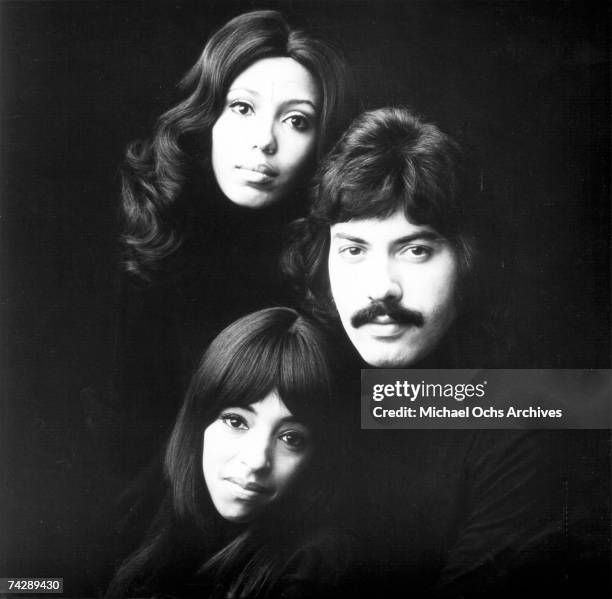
[329,211,441,240]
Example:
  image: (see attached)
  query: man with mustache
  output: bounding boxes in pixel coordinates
[329,208,460,368]
[285,106,493,369]
[282,107,566,597]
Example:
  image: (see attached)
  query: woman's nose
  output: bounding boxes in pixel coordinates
[250,116,277,155]
[239,433,272,472]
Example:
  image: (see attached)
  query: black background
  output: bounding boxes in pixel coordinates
[1,0,610,592]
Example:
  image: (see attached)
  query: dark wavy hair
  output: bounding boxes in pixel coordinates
[282,107,508,364]
[120,10,356,281]
[107,307,344,597]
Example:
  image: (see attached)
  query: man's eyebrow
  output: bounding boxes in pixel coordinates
[330,232,368,244]
[331,231,443,244]
[392,232,444,245]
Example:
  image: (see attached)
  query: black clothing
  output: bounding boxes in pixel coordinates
[336,429,566,597]
[324,343,607,598]
[105,485,353,599]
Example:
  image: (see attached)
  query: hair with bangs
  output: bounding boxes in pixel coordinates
[106,307,344,598]
[282,107,480,324]
[120,10,356,281]
[165,306,333,526]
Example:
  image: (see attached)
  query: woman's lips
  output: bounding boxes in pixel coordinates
[237,163,278,176]
[225,477,273,499]
[235,164,279,184]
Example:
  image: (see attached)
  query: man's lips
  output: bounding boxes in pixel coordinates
[362,318,407,339]
[370,315,398,325]
[351,300,425,329]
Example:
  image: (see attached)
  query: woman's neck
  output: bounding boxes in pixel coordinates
[204,181,304,233]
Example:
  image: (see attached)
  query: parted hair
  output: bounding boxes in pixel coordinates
[282,107,508,364]
[282,107,477,319]
[120,10,355,282]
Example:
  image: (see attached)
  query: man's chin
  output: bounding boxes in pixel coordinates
[364,355,417,368]
[358,343,422,368]
[349,328,423,368]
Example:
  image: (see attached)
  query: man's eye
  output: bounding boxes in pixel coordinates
[220,413,248,430]
[284,114,310,131]
[339,246,364,257]
[229,101,253,116]
[279,431,307,451]
[403,245,432,259]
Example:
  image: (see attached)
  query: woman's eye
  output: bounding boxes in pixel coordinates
[284,114,310,131]
[279,431,307,451]
[220,413,248,430]
[229,101,253,116]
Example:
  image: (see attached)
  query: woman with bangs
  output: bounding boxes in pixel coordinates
[106,308,349,598]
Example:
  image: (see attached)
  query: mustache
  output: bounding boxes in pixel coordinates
[350,299,425,329]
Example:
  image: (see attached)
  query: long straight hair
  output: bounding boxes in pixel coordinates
[107,308,342,597]
[120,10,356,281]
[166,306,335,528]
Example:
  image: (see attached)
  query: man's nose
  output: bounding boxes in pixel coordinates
[250,115,277,155]
[239,432,272,472]
[365,260,402,302]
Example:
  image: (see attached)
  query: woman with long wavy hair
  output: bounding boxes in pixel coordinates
[105,308,349,598]
[120,9,354,281]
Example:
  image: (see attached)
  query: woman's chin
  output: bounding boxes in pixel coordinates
[222,185,282,210]
[219,505,260,524]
